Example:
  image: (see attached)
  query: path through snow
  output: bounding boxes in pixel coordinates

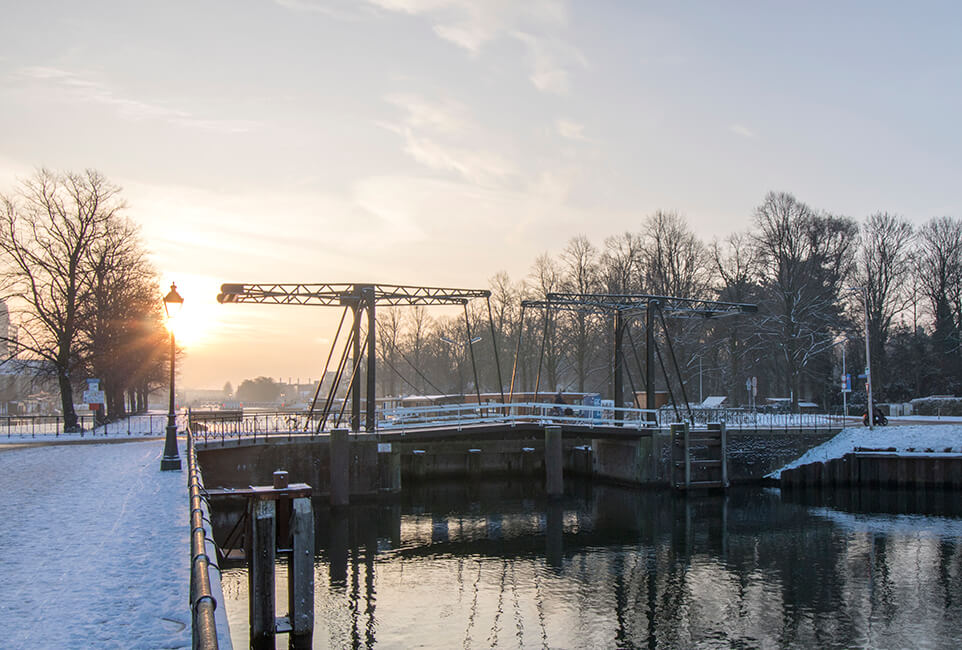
[0,440,190,649]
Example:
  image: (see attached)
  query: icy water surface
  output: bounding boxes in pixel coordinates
[217,481,962,649]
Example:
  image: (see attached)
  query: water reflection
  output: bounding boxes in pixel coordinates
[218,482,962,649]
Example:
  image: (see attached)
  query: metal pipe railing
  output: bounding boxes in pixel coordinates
[187,404,848,444]
[187,420,219,649]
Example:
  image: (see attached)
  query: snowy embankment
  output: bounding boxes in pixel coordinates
[0,439,232,648]
[769,424,962,479]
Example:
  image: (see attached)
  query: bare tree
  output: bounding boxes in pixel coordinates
[916,216,962,389]
[82,216,165,419]
[376,306,404,396]
[642,210,709,298]
[559,236,601,391]
[752,192,857,406]
[0,170,124,429]
[852,213,914,396]
[600,231,643,294]
[529,253,563,392]
[711,232,761,403]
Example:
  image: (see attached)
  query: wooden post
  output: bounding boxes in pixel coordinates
[249,499,276,647]
[683,422,691,489]
[330,428,349,506]
[545,425,563,496]
[378,443,401,492]
[467,448,482,478]
[289,497,314,644]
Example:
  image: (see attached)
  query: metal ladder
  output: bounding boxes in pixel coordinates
[670,421,728,490]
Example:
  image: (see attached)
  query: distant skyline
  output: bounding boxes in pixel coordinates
[3,1,961,388]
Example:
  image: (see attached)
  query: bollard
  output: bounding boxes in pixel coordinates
[330,428,350,507]
[545,425,563,497]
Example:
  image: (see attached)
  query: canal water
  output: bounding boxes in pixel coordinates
[217,481,962,649]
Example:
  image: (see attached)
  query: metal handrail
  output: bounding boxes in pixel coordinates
[187,403,846,444]
[186,419,219,649]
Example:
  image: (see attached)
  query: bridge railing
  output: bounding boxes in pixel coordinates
[187,403,847,443]
[189,402,662,441]
[378,401,660,431]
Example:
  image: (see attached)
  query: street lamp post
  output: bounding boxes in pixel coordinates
[849,287,874,430]
[160,283,184,471]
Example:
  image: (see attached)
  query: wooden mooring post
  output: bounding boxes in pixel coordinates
[231,471,314,649]
[545,425,563,497]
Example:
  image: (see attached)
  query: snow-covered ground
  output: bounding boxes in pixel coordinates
[0,438,230,649]
[769,424,962,479]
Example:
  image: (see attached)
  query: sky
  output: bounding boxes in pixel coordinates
[2,1,961,389]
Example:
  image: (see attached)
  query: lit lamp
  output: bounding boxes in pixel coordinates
[160,282,184,470]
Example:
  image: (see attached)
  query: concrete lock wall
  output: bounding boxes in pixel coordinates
[590,429,836,485]
[592,434,669,485]
[397,439,594,481]
[196,427,839,493]
[197,438,381,496]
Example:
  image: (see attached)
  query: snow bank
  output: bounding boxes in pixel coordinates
[768,424,962,479]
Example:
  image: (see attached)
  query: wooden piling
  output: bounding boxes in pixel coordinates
[330,428,349,507]
[467,448,482,478]
[249,499,276,646]
[545,425,563,497]
[289,497,314,643]
[378,443,401,493]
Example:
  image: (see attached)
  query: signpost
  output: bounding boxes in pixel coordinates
[83,378,105,425]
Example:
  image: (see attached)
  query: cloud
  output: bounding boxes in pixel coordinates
[385,93,470,134]
[729,124,757,139]
[381,94,518,185]
[513,30,585,95]
[555,118,589,141]
[272,0,374,19]
[278,0,583,94]
[14,66,258,133]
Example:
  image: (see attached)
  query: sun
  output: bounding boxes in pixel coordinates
[162,276,222,349]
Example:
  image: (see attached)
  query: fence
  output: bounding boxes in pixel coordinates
[1,413,173,439]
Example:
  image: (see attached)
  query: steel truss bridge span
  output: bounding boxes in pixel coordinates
[516,292,758,426]
[217,282,504,434]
